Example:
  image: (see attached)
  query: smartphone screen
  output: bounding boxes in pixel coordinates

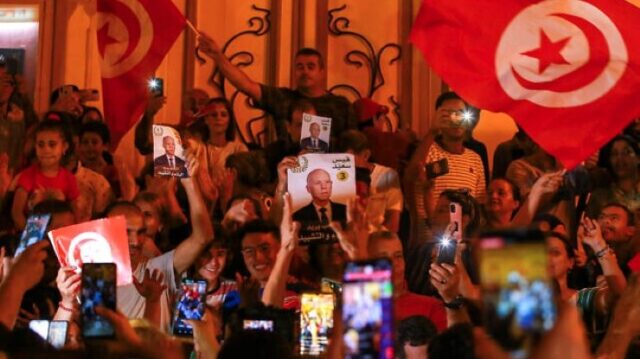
[172,279,207,336]
[449,202,462,242]
[479,229,556,358]
[81,263,117,338]
[342,258,394,359]
[48,320,68,349]
[15,214,51,256]
[28,320,50,340]
[300,293,335,356]
[243,319,274,332]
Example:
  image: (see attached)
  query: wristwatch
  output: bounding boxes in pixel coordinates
[443,295,465,310]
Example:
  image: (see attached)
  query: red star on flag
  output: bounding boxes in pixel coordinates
[521,29,572,74]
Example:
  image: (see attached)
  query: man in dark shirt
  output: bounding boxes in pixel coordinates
[197,33,356,142]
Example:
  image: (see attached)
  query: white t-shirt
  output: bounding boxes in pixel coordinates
[366,164,403,229]
[117,250,177,333]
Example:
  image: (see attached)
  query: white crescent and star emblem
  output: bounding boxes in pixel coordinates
[495,0,628,108]
[97,0,153,78]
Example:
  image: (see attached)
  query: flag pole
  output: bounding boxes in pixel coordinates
[185,19,200,36]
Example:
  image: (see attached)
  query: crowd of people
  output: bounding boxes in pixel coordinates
[0,32,639,359]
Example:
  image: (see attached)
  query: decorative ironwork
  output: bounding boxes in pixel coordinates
[328,4,402,111]
[196,4,271,145]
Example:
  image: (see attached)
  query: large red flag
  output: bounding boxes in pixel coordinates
[97,0,185,146]
[411,0,640,169]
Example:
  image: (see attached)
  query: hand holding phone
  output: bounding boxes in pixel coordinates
[15,214,51,256]
[148,77,164,96]
[81,263,117,338]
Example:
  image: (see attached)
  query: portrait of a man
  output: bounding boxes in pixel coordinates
[300,122,329,152]
[293,168,346,224]
[153,135,187,177]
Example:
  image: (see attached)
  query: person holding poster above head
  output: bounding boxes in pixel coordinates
[102,151,212,332]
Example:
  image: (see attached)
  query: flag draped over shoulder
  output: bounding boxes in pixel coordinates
[97,0,185,147]
[410,0,640,169]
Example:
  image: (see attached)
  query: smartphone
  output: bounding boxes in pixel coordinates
[172,279,207,336]
[436,237,457,265]
[15,213,51,256]
[449,202,462,242]
[425,158,449,179]
[300,293,335,356]
[321,277,343,295]
[342,258,394,359]
[242,319,274,332]
[48,320,69,349]
[28,320,50,340]
[81,263,117,338]
[478,228,555,358]
[149,77,164,96]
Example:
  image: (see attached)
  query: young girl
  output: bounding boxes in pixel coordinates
[12,120,80,229]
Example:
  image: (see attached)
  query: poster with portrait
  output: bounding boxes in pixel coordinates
[287,153,355,243]
[300,113,332,153]
[48,216,132,286]
[153,125,188,178]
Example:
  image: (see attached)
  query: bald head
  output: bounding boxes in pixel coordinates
[306,169,333,205]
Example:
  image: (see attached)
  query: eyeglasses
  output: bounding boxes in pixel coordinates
[241,243,272,258]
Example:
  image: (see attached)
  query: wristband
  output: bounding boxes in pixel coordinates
[595,246,612,258]
[58,301,76,312]
[443,295,465,310]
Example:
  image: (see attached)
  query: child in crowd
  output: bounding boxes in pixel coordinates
[11,120,79,229]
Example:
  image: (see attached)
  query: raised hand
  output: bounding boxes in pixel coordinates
[184,148,200,178]
[277,157,299,188]
[132,269,167,302]
[330,197,369,260]
[223,199,258,228]
[530,170,564,196]
[7,103,25,123]
[578,216,607,252]
[280,193,300,253]
[56,266,81,307]
[429,263,461,302]
[197,32,223,58]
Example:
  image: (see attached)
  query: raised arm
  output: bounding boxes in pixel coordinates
[511,171,564,226]
[580,218,627,297]
[0,240,49,329]
[262,193,298,307]
[173,155,214,274]
[198,32,262,102]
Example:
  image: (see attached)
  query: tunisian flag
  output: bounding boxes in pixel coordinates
[411,0,640,169]
[48,216,132,286]
[97,0,185,146]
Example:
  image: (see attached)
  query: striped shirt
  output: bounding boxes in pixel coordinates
[417,143,486,217]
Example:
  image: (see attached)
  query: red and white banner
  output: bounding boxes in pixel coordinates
[48,216,133,286]
[97,0,185,146]
[411,0,640,169]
